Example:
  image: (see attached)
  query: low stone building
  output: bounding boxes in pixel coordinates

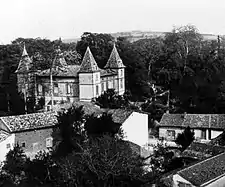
[0,111,57,159]
[159,113,225,142]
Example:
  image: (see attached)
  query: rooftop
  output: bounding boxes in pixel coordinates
[104,44,125,69]
[159,113,225,130]
[0,111,58,132]
[78,47,100,73]
[182,141,225,160]
[178,152,225,186]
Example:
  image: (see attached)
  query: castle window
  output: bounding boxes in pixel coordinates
[96,85,99,96]
[54,83,59,94]
[46,137,53,148]
[66,83,72,94]
[6,143,10,149]
[96,74,99,82]
[38,84,43,95]
[120,79,123,89]
[21,142,26,148]
[101,82,104,93]
[120,69,123,76]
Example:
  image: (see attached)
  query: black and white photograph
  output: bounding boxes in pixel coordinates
[0,0,225,186]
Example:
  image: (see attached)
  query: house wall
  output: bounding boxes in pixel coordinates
[79,72,101,101]
[173,174,195,187]
[0,134,15,162]
[122,112,148,147]
[15,128,54,159]
[211,130,223,139]
[205,175,225,187]
[159,127,183,141]
[159,127,223,141]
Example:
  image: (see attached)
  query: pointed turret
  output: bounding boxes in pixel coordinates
[104,44,125,69]
[15,44,32,74]
[78,47,99,73]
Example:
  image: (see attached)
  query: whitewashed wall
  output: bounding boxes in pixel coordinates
[0,134,15,162]
[122,112,148,147]
[205,174,225,187]
[211,130,223,139]
[173,174,194,187]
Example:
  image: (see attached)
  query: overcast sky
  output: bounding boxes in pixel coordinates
[1,0,225,44]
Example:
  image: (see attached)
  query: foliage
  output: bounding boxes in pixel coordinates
[2,143,28,185]
[175,126,195,150]
[94,89,130,109]
[85,112,124,139]
[76,32,114,68]
[52,105,86,157]
[58,135,147,187]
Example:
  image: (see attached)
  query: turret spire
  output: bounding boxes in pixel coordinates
[78,46,99,73]
[104,44,125,69]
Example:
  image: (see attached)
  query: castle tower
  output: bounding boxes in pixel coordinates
[78,47,101,101]
[15,44,36,112]
[104,44,125,95]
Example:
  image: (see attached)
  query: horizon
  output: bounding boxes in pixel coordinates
[1,0,225,44]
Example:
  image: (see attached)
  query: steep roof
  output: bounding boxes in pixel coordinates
[78,47,100,73]
[178,152,225,186]
[159,113,225,130]
[104,44,125,69]
[106,109,133,124]
[37,65,80,77]
[15,44,33,74]
[0,112,58,132]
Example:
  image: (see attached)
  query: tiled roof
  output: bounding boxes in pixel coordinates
[15,45,32,74]
[104,44,125,69]
[182,142,225,160]
[60,102,133,125]
[178,152,225,186]
[106,109,133,124]
[78,47,100,73]
[159,113,225,130]
[0,112,58,132]
[100,69,117,77]
[37,65,80,77]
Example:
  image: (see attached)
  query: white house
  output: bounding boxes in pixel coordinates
[158,113,225,142]
[0,131,15,162]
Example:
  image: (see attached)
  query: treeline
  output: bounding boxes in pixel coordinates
[1,24,225,115]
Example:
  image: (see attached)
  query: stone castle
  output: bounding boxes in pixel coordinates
[15,44,125,111]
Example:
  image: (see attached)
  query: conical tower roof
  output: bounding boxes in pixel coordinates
[15,44,33,74]
[104,44,125,69]
[78,47,99,73]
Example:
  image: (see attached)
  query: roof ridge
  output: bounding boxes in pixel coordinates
[178,152,225,174]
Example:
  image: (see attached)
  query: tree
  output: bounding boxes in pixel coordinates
[175,126,195,150]
[52,105,87,157]
[58,135,147,187]
[94,89,129,109]
[76,32,114,68]
[2,143,28,185]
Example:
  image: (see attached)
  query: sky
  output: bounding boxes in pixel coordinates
[1,0,225,44]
